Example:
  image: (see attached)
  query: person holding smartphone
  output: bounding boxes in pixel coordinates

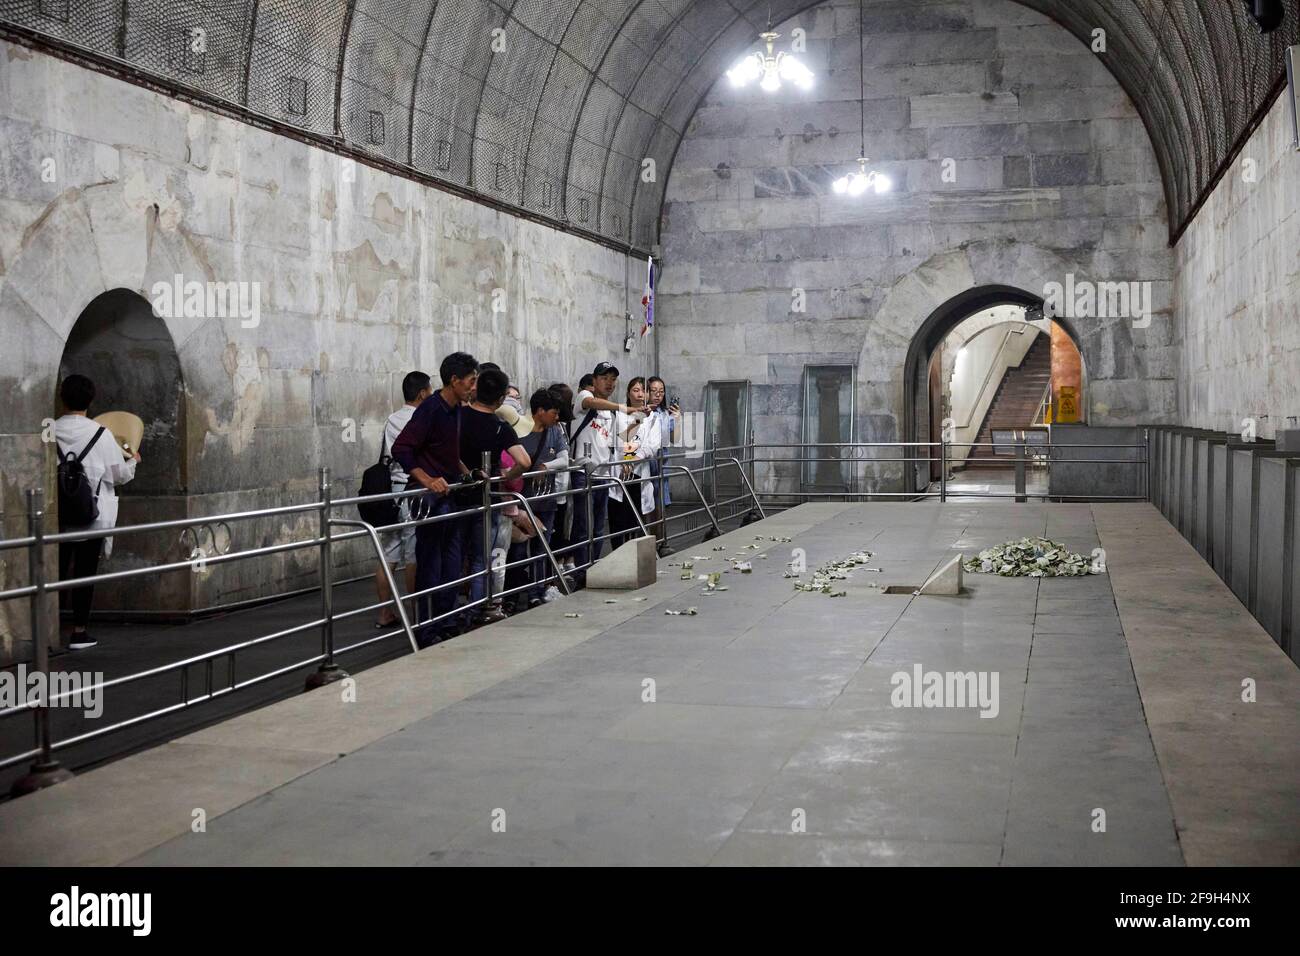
[608,378,660,550]
[569,362,644,586]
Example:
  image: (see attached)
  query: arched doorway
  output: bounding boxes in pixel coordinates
[902,285,1086,494]
[56,289,190,618]
[58,289,186,497]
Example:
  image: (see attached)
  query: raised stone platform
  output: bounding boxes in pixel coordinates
[0,503,1296,866]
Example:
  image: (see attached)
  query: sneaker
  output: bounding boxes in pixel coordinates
[543,586,562,603]
[477,605,509,625]
[68,633,98,650]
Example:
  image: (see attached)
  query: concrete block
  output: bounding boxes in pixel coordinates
[1253,458,1296,650]
[1275,430,1300,453]
[918,554,963,596]
[1047,426,1145,500]
[1229,448,1256,605]
[1192,436,1211,558]
[587,535,657,590]
[1209,441,1231,578]
[910,91,1020,128]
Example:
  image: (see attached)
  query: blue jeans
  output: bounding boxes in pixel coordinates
[568,472,608,586]
[527,509,558,602]
[413,495,463,645]
[462,506,498,621]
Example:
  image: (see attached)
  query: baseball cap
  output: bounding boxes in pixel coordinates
[495,403,534,439]
[593,361,620,378]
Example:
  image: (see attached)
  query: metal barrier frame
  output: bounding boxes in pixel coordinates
[0,433,1144,793]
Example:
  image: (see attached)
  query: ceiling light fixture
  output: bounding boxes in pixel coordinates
[832,0,891,197]
[725,9,814,92]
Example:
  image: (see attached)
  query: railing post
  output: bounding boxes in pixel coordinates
[747,428,756,501]
[656,446,673,556]
[1015,438,1027,503]
[306,466,346,689]
[585,463,596,572]
[1144,427,1152,502]
[710,431,718,511]
[10,488,74,796]
[940,441,948,503]
[481,450,494,608]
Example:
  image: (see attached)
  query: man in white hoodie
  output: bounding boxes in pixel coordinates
[52,374,139,650]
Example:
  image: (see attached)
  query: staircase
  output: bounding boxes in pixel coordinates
[964,333,1051,468]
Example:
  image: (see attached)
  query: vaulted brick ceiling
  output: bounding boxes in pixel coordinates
[2,1,1294,250]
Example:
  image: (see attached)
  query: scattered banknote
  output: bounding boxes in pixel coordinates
[792,550,876,596]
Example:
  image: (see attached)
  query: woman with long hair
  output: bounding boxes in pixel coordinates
[606,377,660,549]
[646,376,680,552]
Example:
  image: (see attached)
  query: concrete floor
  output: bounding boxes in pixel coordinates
[1,502,1296,866]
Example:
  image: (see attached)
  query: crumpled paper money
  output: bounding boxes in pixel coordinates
[962,537,1099,578]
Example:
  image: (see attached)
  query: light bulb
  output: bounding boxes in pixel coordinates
[778,56,815,89]
[873,173,892,194]
[727,55,761,87]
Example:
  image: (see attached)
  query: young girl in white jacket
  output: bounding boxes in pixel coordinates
[607,377,661,549]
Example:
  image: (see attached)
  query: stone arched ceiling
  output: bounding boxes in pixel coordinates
[2,0,1294,252]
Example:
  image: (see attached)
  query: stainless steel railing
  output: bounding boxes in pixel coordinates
[0,433,1144,793]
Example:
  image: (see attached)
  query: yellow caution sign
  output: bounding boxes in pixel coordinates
[1057,386,1079,423]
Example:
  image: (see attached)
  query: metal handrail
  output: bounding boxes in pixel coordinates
[0,438,1151,791]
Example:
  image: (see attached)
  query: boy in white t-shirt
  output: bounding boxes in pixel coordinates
[374,371,431,628]
[52,374,139,650]
[568,362,644,586]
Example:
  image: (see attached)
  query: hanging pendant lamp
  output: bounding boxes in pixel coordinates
[725,8,814,92]
[832,0,891,196]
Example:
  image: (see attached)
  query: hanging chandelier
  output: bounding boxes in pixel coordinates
[725,14,814,92]
[832,157,891,195]
[833,0,891,196]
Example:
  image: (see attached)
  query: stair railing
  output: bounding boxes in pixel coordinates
[1033,380,1053,425]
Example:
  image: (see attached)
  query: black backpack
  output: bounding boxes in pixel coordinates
[57,426,105,530]
[357,438,401,527]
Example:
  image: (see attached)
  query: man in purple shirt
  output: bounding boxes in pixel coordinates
[393,351,478,646]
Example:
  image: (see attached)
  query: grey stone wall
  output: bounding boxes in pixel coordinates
[658,0,1177,494]
[1174,93,1300,440]
[0,40,639,662]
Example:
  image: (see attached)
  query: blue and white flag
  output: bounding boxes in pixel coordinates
[640,255,655,336]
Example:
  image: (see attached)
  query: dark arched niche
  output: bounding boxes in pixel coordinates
[58,289,185,496]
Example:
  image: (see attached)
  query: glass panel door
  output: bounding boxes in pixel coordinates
[704,380,751,504]
[801,365,855,491]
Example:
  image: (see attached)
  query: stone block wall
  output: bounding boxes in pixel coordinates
[657,0,1177,495]
[1174,93,1300,440]
[0,40,639,663]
